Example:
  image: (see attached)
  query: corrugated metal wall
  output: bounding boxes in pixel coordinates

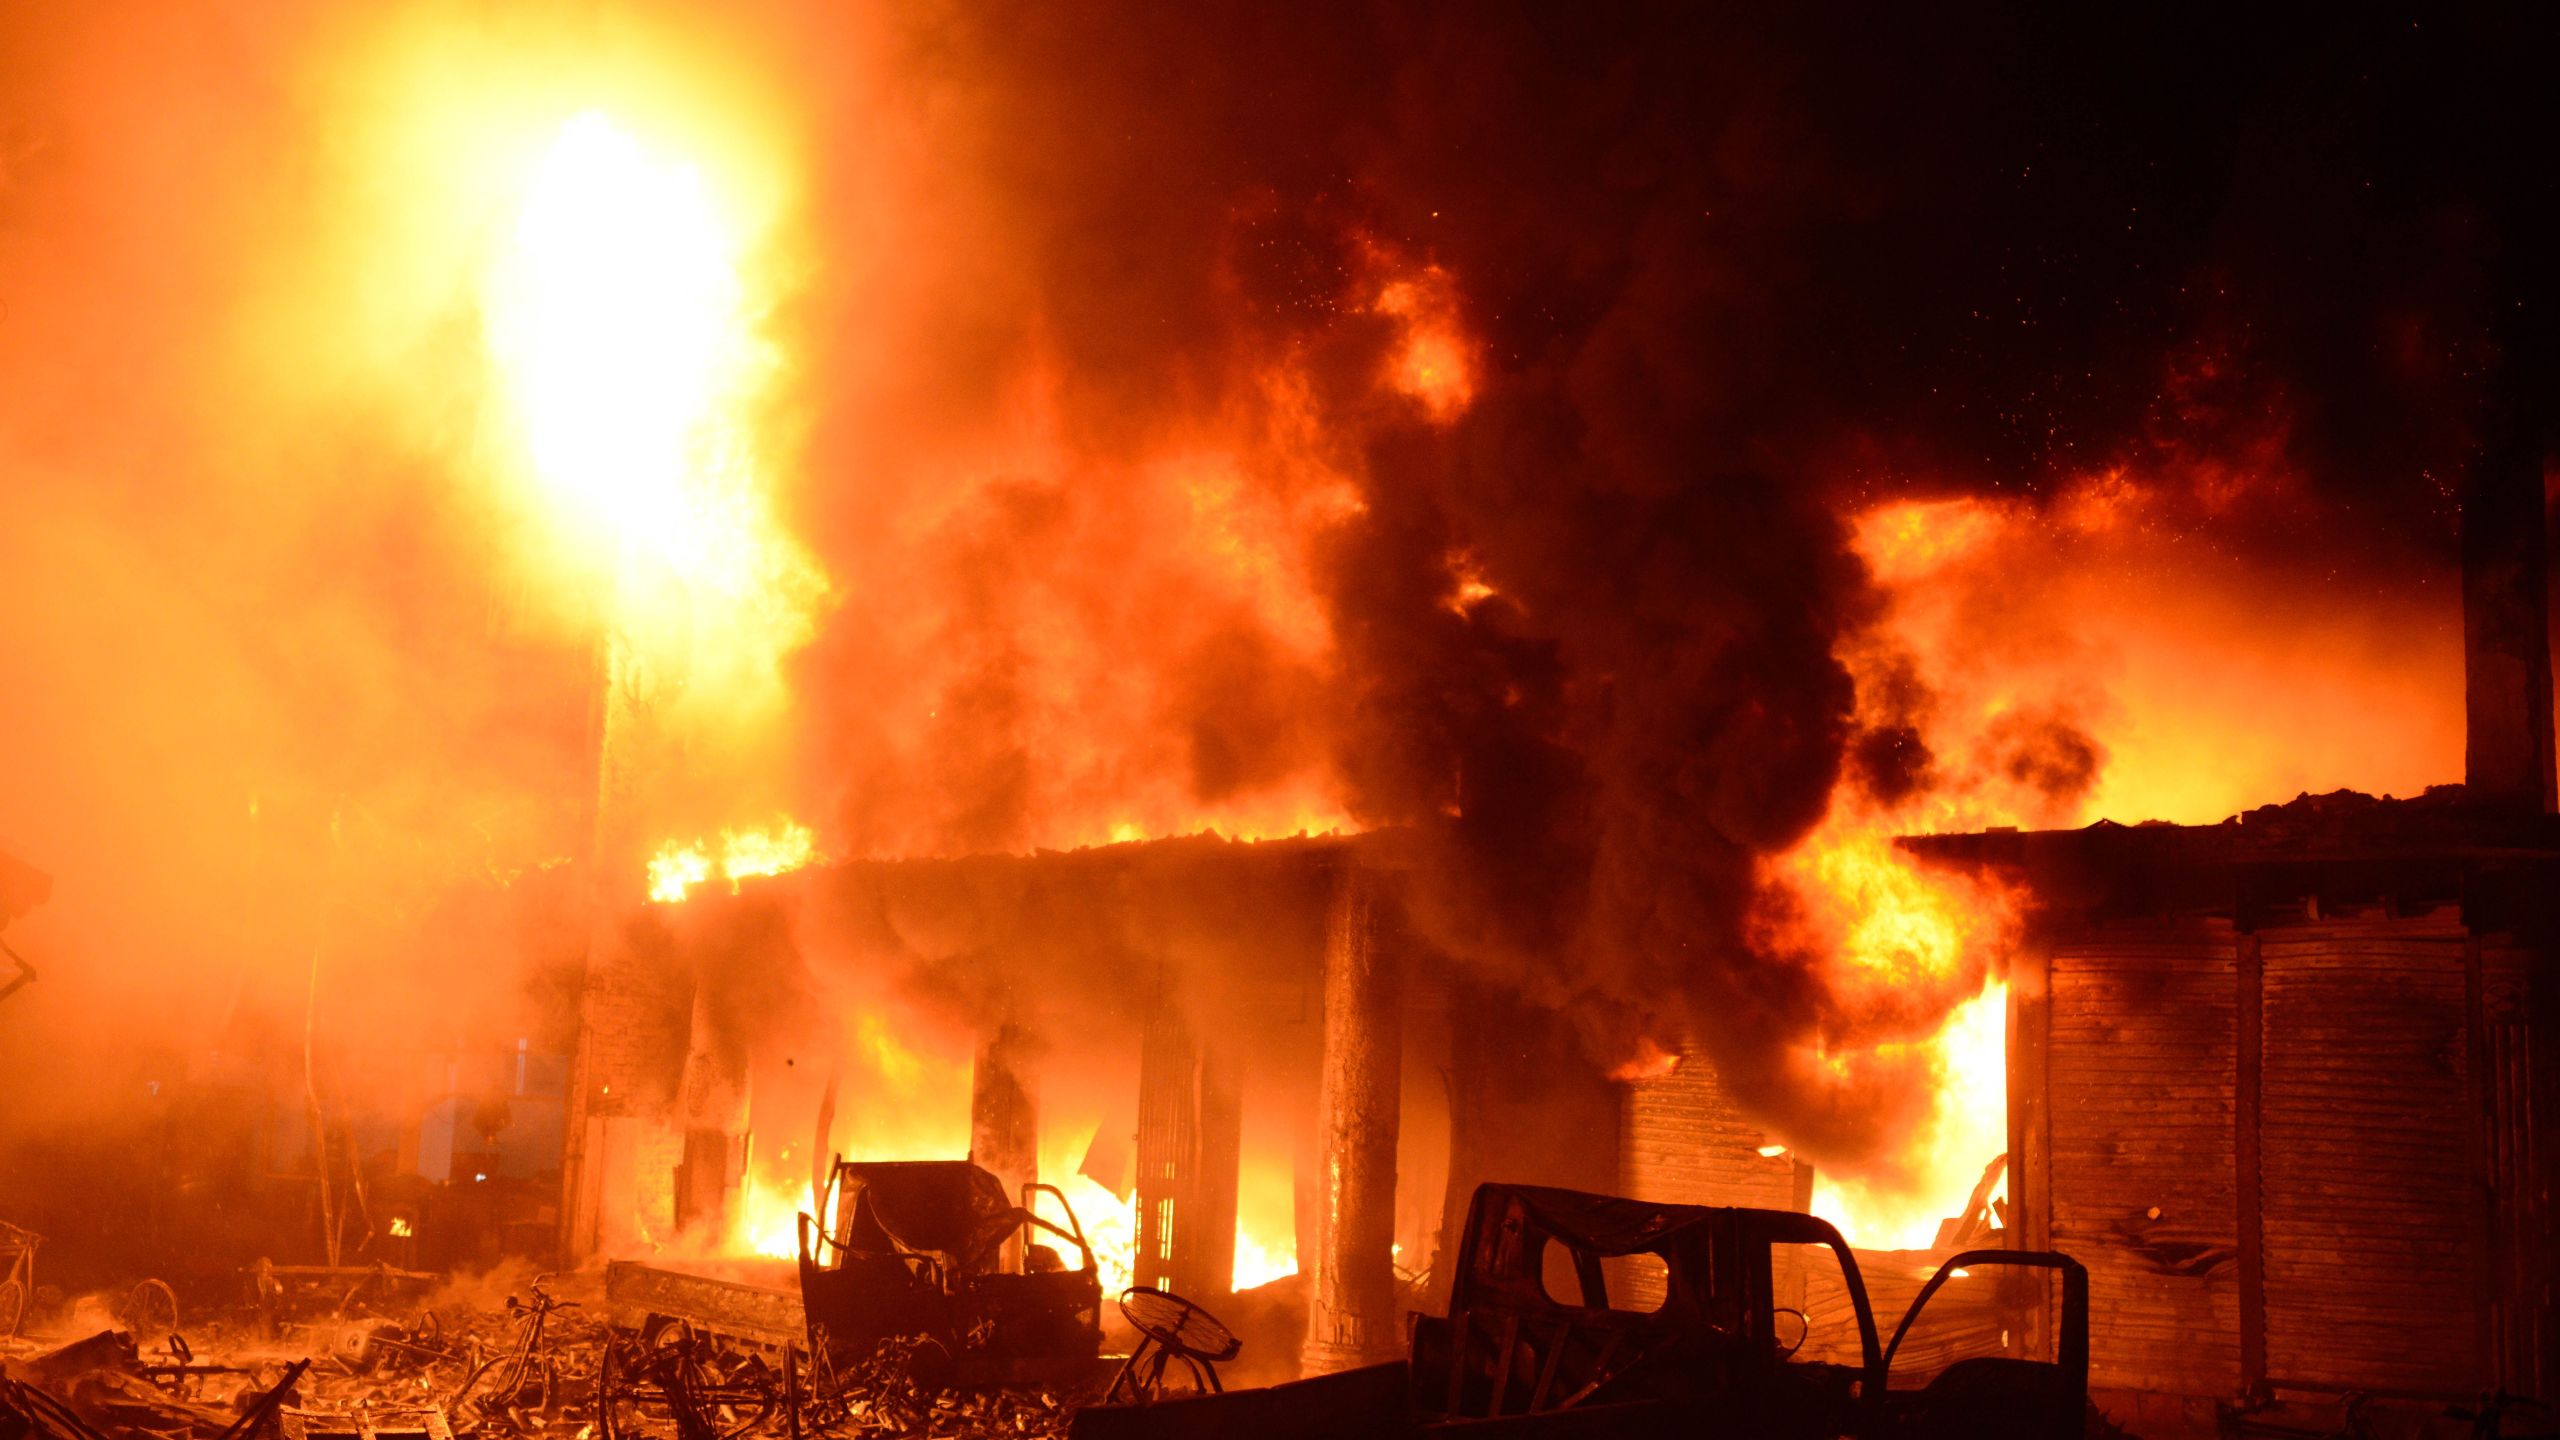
[2258,919,2477,1393]
[2481,944,2544,1394]
[2047,926,2244,1397]
[2032,910,2547,1403]
[1134,1016,1242,1297]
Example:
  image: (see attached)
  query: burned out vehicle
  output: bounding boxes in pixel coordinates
[1073,1181,2086,1440]
[795,1159,1105,1386]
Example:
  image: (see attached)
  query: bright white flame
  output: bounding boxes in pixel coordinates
[488,112,747,578]
[1050,1175,1137,1297]
[483,110,825,720]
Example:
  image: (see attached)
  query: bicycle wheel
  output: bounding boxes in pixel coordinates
[0,1278,24,1338]
[124,1279,179,1343]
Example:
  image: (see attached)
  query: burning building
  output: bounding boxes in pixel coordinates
[2,5,2557,1437]
[1895,385,2560,1429]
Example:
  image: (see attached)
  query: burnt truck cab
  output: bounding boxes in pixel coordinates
[1419,1184,2088,1438]
[1071,1181,2086,1440]
[796,1159,1104,1386]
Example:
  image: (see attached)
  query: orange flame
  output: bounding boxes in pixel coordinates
[648,818,817,903]
[718,1012,1305,1296]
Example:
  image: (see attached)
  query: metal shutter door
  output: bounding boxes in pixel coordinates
[2259,922,2478,1394]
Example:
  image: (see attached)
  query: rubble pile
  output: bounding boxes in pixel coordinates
[0,1285,1079,1440]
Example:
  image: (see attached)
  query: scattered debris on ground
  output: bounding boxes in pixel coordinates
[0,1268,1095,1440]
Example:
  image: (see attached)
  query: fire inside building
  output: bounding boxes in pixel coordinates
[1,4,2555,1439]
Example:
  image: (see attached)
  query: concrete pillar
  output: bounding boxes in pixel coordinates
[1301,864,1404,1375]
[562,630,650,1263]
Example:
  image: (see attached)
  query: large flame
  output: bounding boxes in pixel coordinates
[484,107,825,755]
[488,112,748,580]
[708,1017,1303,1295]
[719,1020,1296,1296]
[1764,815,2019,1249]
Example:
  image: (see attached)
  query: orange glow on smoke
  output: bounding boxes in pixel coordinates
[1374,266,1476,422]
[1609,1036,1682,1083]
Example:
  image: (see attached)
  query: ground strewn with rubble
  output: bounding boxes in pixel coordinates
[0,1268,1113,1440]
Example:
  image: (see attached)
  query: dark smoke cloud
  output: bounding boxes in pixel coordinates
[1847,655,1942,809]
[1985,706,2105,813]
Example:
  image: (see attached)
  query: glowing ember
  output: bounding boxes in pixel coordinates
[1444,550,1500,615]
